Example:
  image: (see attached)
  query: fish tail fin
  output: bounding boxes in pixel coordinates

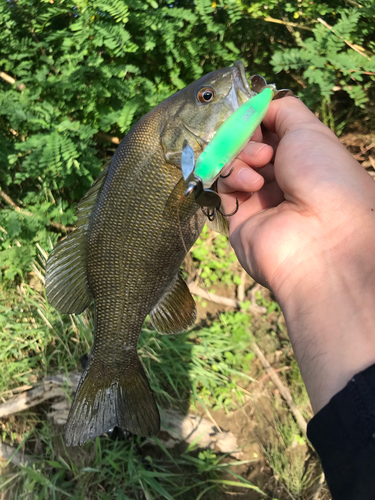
[64,359,160,446]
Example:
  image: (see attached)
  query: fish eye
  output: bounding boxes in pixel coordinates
[197,87,215,103]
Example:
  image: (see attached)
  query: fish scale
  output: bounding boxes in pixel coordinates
[45,60,255,446]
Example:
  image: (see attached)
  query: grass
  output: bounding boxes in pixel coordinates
[258,407,314,497]
[4,434,263,500]
[0,232,322,500]
[190,225,242,290]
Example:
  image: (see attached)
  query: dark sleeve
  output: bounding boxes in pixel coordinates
[307,364,375,500]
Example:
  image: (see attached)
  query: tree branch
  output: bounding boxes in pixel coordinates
[262,16,313,31]
[0,71,26,91]
[317,17,373,60]
[0,189,74,233]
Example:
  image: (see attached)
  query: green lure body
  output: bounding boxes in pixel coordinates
[194,87,274,188]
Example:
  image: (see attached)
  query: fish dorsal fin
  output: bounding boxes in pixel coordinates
[45,165,110,314]
[206,212,229,237]
[150,273,196,334]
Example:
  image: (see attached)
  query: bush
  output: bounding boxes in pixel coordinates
[0,0,374,282]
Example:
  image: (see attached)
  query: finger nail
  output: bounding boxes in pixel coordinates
[243,142,266,158]
[237,168,260,186]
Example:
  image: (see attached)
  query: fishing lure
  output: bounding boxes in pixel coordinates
[181,85,282,210]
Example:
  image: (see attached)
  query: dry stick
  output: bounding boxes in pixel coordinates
[262,16,313,31]
[0,189,73,234]
[0,374,81,418]
[312,472,326,500]
[236,269,247,303]
[0,71,26,91]
[317,17,372,60]
[188,282,267,315]
[0,71,15,85]
[96,132,120,144]
[232,366,291,415]
[0,384,66,418]
[251,341,308,435]
[256,365,291,384]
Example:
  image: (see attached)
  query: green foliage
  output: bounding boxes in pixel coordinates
[1,0,374,282]
[3,433,257,499]
[271,5,375,131]
[191,226,241,289]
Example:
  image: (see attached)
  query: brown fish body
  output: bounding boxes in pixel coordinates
[45,61,253,445]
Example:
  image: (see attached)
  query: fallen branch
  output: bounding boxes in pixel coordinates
[251,342,308,434]
[0,373,80,418]
[188,283,267,315]
[0,374,241,456]
[0,189,73,234]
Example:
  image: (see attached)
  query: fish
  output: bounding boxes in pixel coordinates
[45,60,255,446]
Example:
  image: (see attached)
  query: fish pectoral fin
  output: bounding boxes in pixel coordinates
[165,177,187,209]
[150,273,197,334]
[45,165,110,314]
[64,357,160,446]
[206,211,229,237]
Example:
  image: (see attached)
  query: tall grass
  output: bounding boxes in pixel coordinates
[0,273,263,499]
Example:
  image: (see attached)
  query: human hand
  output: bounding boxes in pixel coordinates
[217,97,375,412]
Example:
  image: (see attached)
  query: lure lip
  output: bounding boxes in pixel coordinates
[183,172,221,209]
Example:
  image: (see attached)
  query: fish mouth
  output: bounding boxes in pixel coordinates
[234,60,252,94]
[233,60,253,105]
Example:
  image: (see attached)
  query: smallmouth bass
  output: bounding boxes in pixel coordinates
[45,60,255,446]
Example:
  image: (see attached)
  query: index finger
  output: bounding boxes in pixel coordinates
[263,97,337,142]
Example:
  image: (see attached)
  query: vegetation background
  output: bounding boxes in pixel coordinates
[0,0,374,498]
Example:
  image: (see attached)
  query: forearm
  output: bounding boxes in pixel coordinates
[275,235,375,413]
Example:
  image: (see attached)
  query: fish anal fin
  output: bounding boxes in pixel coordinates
[150,273,196,335]
[64,358,160,446]
[206,211,229,237]
[45,165,110,314]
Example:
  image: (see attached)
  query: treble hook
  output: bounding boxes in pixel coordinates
[201,206,216,221]
[219,165,235,179]
[218,197,239,217]
[201,197,239,220]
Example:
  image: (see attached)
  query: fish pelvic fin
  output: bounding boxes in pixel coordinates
[45,165,109,314]
[64,358,160,446]
[150,272,196,334]
[206,211,229,237]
